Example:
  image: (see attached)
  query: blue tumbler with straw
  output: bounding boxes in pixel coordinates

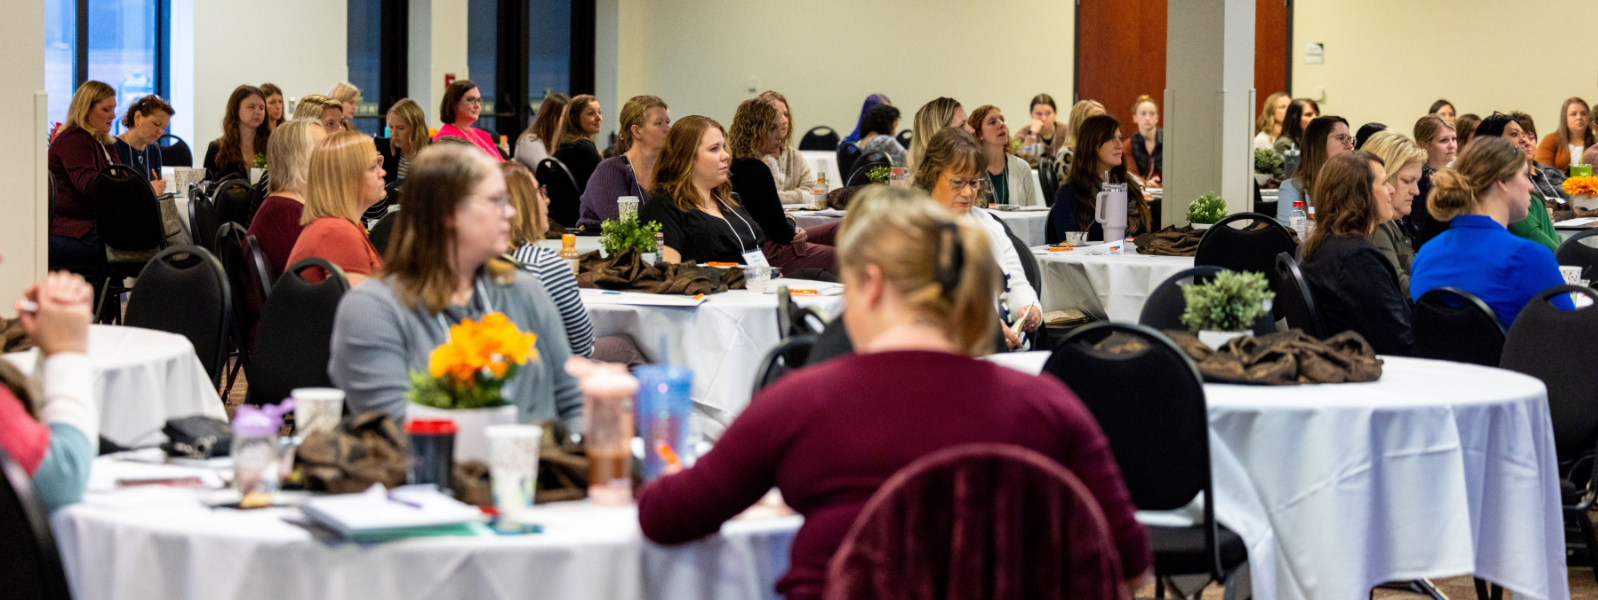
[635,365,693,482]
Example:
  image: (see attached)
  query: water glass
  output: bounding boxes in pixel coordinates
[291,388,345,439]
[742,266,779,293]
[1063,231,1089,247]
[485,425,543,526]
[634,366,694,482]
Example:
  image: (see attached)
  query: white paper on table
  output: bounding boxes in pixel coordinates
[580,289,708,307]
[298,484,480,533]
[1030,240,1125,256]
[1555,217,1598,227]
[1011,206,1051,212]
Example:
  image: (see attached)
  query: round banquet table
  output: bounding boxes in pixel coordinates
[985,352,1568,600]
[788,208,1050,247]
[53,457,800,600]
[3,324,227,446]
[581,284,844,438]
[1029,243,1195,322]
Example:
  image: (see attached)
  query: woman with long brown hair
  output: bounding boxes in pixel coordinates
[203,84,271,182]
[1535,97,1594,171]
[1049,114,1152,242]
[286,131,387,285]
[1276,115,1351,223]
[639,116,765,265]
[728,98,836,275]
[1273,98,1321,154]
[576,95,669,229]
[260,83,285,130]
[514,93,569,170]
[1295,151,1412,355]
[555,94,604,191]
[330,143,582,428]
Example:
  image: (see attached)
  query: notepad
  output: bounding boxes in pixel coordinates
[298,484,482,536]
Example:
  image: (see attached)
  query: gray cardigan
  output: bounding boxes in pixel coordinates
[329,269,584,433]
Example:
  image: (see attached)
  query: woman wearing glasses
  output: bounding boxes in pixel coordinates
[915,127,1040,350]
[432,80,504,162]
[1276,116,1352,223]
[1050,115,1153,243]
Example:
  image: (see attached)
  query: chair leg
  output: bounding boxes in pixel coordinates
[1579,507,1598,588]
[1155,577,1164,598]
[1220,563,1250,600]
[1472,577,1502,600]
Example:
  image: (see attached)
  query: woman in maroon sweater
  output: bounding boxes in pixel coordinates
[248,119,327,275]
[47,81,121,273]
[637,187,1151,599]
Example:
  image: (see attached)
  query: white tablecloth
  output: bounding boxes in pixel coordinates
[53,458,800,600]
[4,325,226,446]
[582,286,843,437]
[798,151,842,191]
[1031,244,1194,322]
[785,209,1049,247]
[987,353,1568,600]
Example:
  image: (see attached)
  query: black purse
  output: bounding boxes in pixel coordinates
[160,416,233,459]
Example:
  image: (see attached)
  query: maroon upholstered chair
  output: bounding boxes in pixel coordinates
[823,443,1123,600]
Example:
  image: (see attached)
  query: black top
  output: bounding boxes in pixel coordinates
[729,158,797,245]
[375,136,403,185]
[641,191,766,264]
[113,138,163,182]
[1297,235,1414,356]
[1129,129,1162,180]
[1047,184,1149,243]
[554,139,603,194]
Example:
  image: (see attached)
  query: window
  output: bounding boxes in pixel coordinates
[466,0,589,146]
[46,0,169,133]
[527,0,570,106]
[349,0,408,136]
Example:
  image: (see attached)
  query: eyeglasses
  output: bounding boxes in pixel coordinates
[947,178,983,191]
[1334,134,1355,145]
[463,97,483,105]
[473,192,510,209]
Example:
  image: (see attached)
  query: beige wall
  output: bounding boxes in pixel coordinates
[0,0,47,312]
[616,0,1075,142]
[1291,0,1598,140]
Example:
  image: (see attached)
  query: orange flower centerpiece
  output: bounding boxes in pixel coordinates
[1565,175,1598,212]
[408,312,538,409]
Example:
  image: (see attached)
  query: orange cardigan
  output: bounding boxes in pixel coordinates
[1535,132,1589,171]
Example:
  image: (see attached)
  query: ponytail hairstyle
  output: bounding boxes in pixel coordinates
[1454,113,1482,149]
[1257,92,1288,136]
[1428,136,1525,222]
[1412,114,1452,146]
[909,97,963,170]
[1131,94,1158,120]
[1063,100,1106,148]
[1304,151,1384,259]
[837,186,999,356]
[615,94,669,154]
[1290,115,1349,206]
[1067,115,1151,232]
[1556,97,1596,148]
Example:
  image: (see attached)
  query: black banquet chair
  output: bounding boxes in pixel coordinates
[92,164,169,322]
[753,335,816,392]
[1193,212,1297,318]
[798,126,840,151]
[1140,266,1276,336]
[212,178,255,229]
[845,150,891,187]
[536,157,582,229]
[123,245,232,389]
[0,447,73,600]
[1043,323,1248,599]
[835,143,863,187]
[214,223,258,397]
[368,210,399,256]
[158,133,193,167]
[188,192,220,254]
[1271,252,1326,338]
[894,129,912,150]
[1412,287,1504,367]
[1499,285,1598,585]
[1556,228,1598,281]
[245,258,351,406]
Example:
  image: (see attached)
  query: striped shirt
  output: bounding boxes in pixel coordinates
[512,243,595,357]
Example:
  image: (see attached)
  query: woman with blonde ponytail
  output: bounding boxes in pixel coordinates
[637,185,1151,600]
[1409,135,1571,327]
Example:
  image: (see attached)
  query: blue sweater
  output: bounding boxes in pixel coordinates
[1409,214,1572,328]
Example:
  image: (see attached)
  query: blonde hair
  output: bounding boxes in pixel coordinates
[757,90,792,148]
[616,95,668,154]
[1064,100,1105,148]
[502,162,546,247]
[66,81,117,145]
[837,186,998,356]
[1428,136,1525,222]
[267,119,321,194]
[1361,132,1427,185]
[387,98,430,158]
[1257,92,1288,136]
[909,97,962,170]
[303,131,379,225]
[1131,95,1158,117]
[912,127,985,192]
[294,94,341,120]
[328,82,361,132]
[1412,114,1453,146]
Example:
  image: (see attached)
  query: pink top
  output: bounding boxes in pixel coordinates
[434,124,505,162]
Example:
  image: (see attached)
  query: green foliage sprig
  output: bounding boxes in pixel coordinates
[600,216,662,255]
[1254,148,1283,176]
[1180,270,1275,332]
[867,165,891,185]
[1186,192,1228,225]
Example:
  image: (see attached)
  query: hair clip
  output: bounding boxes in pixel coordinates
[934,221,964,293]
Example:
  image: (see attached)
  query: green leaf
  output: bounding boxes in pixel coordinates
[1254,148,1283,176]
[867,165,891,185]
[600,216,663,254]
[1179,270,1276,332]
[1185,192,1229,225]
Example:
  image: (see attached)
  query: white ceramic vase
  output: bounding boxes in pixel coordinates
[1573,194,1598,212]
[406,403,520,465]
[1199,330,1248,350]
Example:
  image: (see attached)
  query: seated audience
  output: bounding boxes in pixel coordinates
[1296,151,1413,356]
[841,93,892,146]
[577,95,669,229]
[0,268,97,511]
[1474,114,1559,251]
[1429,99,1457,128]
[640,116,766,265]
[1054,99,1106,182]
[1509,111,1570,202]
[1455,113,1482,149]
[554,94,604,191]
[249,119,327,275]
[1410,135,1571,328]
[1410,114,1457,247]
[292,94,345,134]
[260,83,285,130]
[1255,92,1291,150]
[380,98,429,185]
[969,105,1040,207]
[728,98,836,275]
[48,81,119,277]
[853,103,905,167]
[1535,97,1593,172]
[514,93,569,171]
[1273,98,1321,154]
[433,80,504,162]
[1361,132,1427,294]
[908,97,967,170]
[287,131,386,285]
[329,144,582,430]
[1277,115,1351,223]
[1049,115,1153,242]
[757,90,827,205]
[637,187,1150,600]
[1127,95,1163,186]
[114,95,172,195]
[915,127,1041,349]
[204,85,271,182]
[1014,93,1068,168]
[329,82,362,133]
[503,163,595,358]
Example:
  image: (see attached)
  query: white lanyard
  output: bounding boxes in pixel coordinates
[433,277,494,333]
[711,195,756,254]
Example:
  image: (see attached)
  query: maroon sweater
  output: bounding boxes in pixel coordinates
[246,195,306,276]
[48,126,119,239]
[637,351,1150,600]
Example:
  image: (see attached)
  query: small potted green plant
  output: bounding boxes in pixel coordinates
[1254,148,1283,186]
[867,165,891,185]
[1186,192,1228,229]
[600,216,663,263]
[1180,269,1275,348]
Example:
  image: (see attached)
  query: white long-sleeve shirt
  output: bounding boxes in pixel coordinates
[969,208,1040,321]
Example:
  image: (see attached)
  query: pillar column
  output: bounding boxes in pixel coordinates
[1163,0,1256,223]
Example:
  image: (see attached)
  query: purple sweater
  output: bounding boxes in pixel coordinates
[576,156,648,229]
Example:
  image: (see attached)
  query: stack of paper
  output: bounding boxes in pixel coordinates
[298,484,487,541]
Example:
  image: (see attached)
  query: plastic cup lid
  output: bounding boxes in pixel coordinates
[405,419,459,435]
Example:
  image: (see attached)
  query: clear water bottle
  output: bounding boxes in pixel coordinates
[1305,207,1317,237]
[232,401,293,506]
[1289,200,1307,238]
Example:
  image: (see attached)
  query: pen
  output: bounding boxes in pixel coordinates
[386,491,423,509]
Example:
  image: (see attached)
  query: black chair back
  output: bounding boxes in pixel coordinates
[158,133,192,167]
[1193,213,1298,316]
[188,192,220,253]
[92,164,166,253]
[213,179,255,229]
[245,234,276,295]
[1271,252,1326,338]
[1556,229,1598,281]
[808,315,854,366]
[215,223,257,351]
[124,245,232,387]
[246,258,350,406]
[364,181,401,223]
[0,447,72,600]
[1413,287,1504,367]
[537,157,582,228]
[798,126,840,151]
[1139,266,1276,335]
[1038,156,1060,205]
[846,151,891,187]
[894,129,912,149]
[1501,285,1598,460]
[1005,230,1041,297]
[836,143,863,185]
[753,335,815,392]
[368,210,398,257]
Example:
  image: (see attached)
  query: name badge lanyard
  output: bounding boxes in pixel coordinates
[712,195,767,266]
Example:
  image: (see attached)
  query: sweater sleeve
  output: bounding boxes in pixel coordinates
[1012,156,1040,207]
[520,247,596,358]
[1508,196,1560,252]
[1535,133,1561,168]
[1277,179,1302,223]
[328,286,415,422]
[59,132,109,198]
[775,150,821,206]
[731,160,795,245]
[577,159,626,228]
[1342,249,1415,356]
[978,210,1039,316]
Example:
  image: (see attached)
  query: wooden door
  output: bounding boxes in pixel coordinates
[1255,0,1289,117]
